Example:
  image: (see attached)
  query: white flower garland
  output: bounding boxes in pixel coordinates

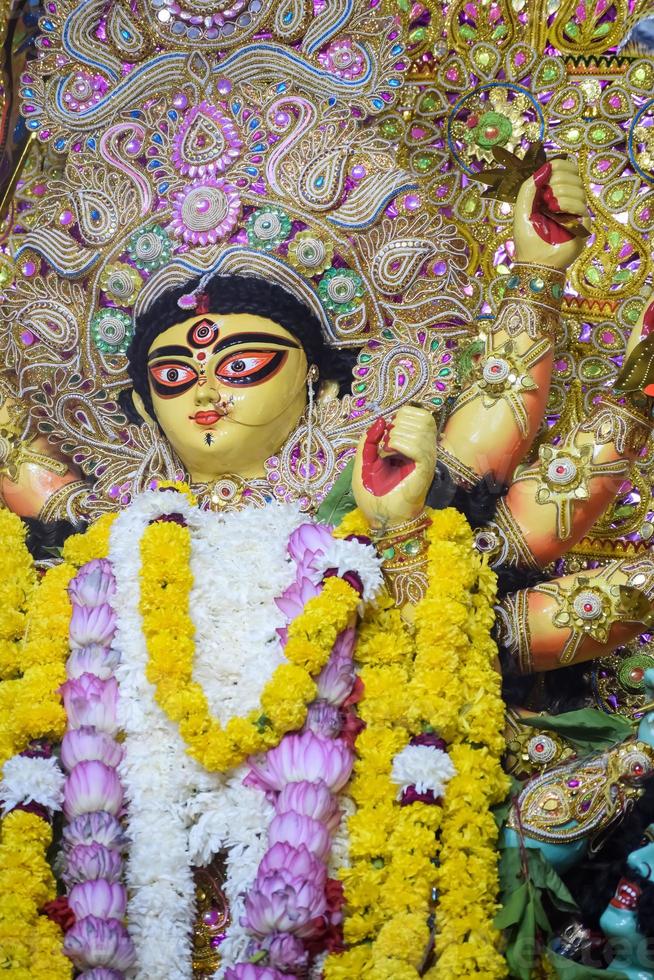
[109,491,380,979]
[390,744,457,799]
[0,754,65,814]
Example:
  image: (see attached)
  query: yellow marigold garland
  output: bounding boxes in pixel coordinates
[0,809,71,979]
[0,512,112,980]
[323,507,508,979]
[0,511,37,680]
[140,519,362,772]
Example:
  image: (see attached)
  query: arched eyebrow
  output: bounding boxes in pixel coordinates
[211,332,300,354]
[148,344,192,362]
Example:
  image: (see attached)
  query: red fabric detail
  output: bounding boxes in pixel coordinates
[42,896,76,932]
[195,292,210,314]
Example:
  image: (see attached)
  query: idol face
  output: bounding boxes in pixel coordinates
[599,826,654,974]
[141,312,309,480]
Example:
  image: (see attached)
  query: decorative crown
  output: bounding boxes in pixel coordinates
[1,0,473,516]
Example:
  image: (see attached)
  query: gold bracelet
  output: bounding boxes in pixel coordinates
[502,262,566,311]
[373,512,432,606]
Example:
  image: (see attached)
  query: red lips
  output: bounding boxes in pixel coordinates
[610,877,641,911]
[192,410,221,426]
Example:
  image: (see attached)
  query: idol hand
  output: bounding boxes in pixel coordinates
[352,405,437,530]
[514,157,590,270]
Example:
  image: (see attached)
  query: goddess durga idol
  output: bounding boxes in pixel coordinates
[0,2,653,979]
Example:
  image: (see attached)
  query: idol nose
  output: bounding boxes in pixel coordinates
[194,375,219,405]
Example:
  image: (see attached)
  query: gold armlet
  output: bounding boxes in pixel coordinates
[533,567,652,666]
[474,498,540,572]
[580,395,652,457]
[437,445,480,489]
[504,709,574,780]
[507,738,654,846]
[496,263,565,340]
[373,512,432,607]
[495,588,533,675]
[37,480,91,525]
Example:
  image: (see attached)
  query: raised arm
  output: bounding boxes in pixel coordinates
[441,158,589,486]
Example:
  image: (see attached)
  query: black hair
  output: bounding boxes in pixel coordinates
[125,273,357,422]
[564,779,654,938]
[21,516,87,561]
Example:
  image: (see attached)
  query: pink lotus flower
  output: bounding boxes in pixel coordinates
[274,575,321,623]
[316,627,356,705]
[268,812,331,861]
[63,761,123,820]
[69,560,116,608]
[63,843,123,885]
[77,970,125,980]
[276,782,340,834]
[243,867,327,938]
[69,604,116,649]
[69,880,127,920]
[304,701,342,739]
[245,731,353,795]
[63,812,127,851]
[287,522,333,574]
[257,932,308,972]
[257,843,327,888]
[67,645,120,680]
[60,675,119,733]
[64,916,135,969]
[76,970,125,980]
[225,966,289,980]
[61,728,123,771]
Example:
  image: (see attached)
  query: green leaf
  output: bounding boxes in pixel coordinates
[315,458,356,527]
[528,851,578,913]
[494,777,522,831]
[520,708,633,754]
[546,950,628,979]
[495,881,529,928]
[506,896,537,980]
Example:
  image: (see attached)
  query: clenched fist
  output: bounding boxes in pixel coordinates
[352,405,437,530]
[514,157,590,270]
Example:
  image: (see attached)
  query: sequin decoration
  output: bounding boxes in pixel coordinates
[287,231,334,275]
[318,268,365,313]
[91,309,133,354]
[246,206,292,251]
[100,263,143,305]
[127,225,173,272]
[171,101,243,178]
[62,71,109,113]
[317,36,366,80]
[169,179,242,246]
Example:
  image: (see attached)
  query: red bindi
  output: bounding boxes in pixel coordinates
[197,351,207,362]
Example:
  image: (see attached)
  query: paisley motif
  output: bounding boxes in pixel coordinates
[171,102,243,178]
[70,189,119,247]
[299,148,351,211]
[372,239,436,295]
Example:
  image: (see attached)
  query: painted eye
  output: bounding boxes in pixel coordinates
[216,351,279,381]
[149,363,197,387]
[188,318,218,347]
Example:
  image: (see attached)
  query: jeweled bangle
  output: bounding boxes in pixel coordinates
[373,512,432,606]
[437,445,480,489]
[580,394,652,457]
[502,262,566,313]
[475,498,541,572]
[494,588,533,675]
